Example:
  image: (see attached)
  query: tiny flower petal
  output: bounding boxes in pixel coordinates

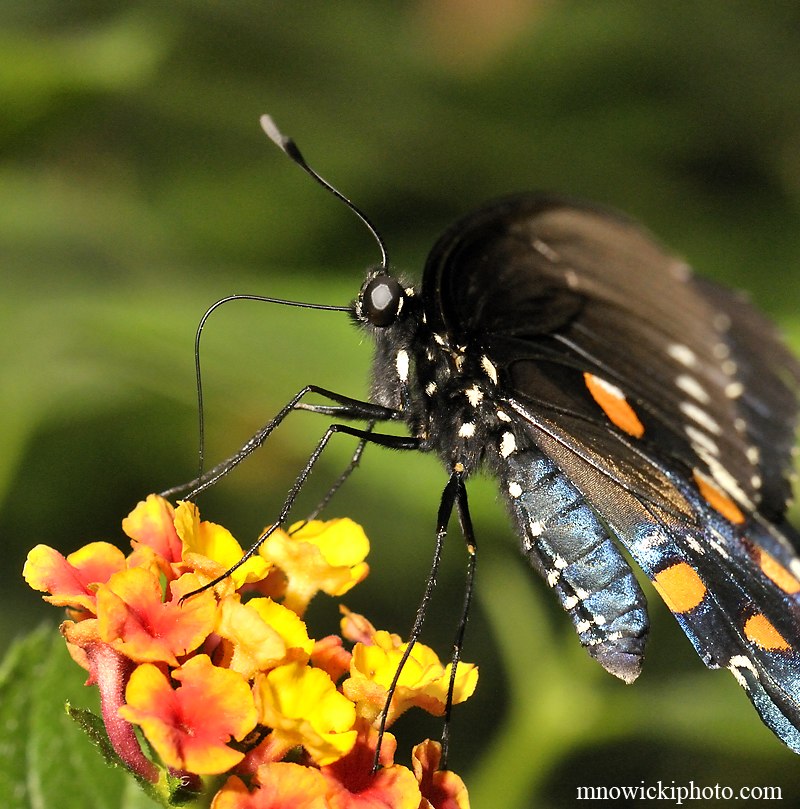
[254,661,357,765]
[212,764,329,809]
[23,542,126,615]
[261,519,370,616]
[120,655,257,775]
[123,495,183,564]
[97,569,217,665]
[215,596,313,679]
[412,740,470,809]
[311,635,352,683]
[175,501,270,588]
[339,608,380,646]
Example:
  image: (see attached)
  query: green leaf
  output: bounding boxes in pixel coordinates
[0,625,157,809]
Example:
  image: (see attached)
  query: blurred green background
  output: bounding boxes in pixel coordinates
[4,1,800,807]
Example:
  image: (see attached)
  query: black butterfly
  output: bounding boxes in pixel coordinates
[178,117,800,754]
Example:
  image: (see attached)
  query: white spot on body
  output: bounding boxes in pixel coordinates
[396,349,409,382]
[481,355,498,384]
[465,385,483,407]
[746,446,760,465]
[500,431,517,458]
[458,422,476,438]
[667,343,698,368]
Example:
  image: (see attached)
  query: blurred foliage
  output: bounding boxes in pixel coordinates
[3,1,800,807]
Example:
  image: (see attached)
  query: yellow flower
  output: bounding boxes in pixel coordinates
[254,661,357,765]
[259,519,369,616]
[343,630,478,726]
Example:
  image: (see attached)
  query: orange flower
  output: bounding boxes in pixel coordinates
[23,495,475,807]
[260,519,369,616]
[343,631,478,726]
[212,764,329,809]
[23,542,126,617]
[119,654,258,775]
[320,719,421,809]
[413,740,470,809]
[123,494,183,565]
[97,568,217,665]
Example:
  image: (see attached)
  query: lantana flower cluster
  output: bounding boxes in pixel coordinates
[24,494,477,808]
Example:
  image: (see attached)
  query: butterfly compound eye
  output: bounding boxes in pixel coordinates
[362,275,405,327]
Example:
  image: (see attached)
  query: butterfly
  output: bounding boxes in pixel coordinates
[184,117,800,754]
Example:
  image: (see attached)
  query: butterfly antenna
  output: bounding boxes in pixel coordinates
[260,114,389,271]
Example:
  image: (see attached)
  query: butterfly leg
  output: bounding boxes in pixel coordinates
[183,423,421,598]
[373,471,466,770]
[440,479,477,767]
[162,386,401,499]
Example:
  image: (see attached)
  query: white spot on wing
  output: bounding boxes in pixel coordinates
[725,381,744,399]
[425,381,437,396]
[562,595,579,610]
[532,238,560,261]
[685,424,720,457]
[676,374,710,404]
[667,343,697,368]
[508,481,522,498]
[496,410,511,422]
[530,519,544,537]
[680,401,722,435]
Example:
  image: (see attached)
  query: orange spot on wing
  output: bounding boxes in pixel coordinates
[744,613,790,651]
[745,542,800,595]
[652,562,706,613]
[583,372,645,438]
[692,469,746,525]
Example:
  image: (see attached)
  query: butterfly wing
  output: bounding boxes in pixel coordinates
[422,194,800,750]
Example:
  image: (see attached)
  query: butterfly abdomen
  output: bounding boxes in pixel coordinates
[499,448,649,683]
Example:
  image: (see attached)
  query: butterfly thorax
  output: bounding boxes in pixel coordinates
[357,272,520,475]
